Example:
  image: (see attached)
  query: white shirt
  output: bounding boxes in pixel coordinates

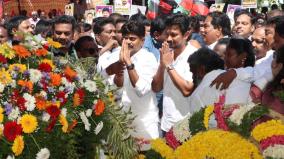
[121,48,159,141]
[208,41,218,50]
[96,47,121,85]
[235,50,273,90]
[256,50,274,65]
[29,18,40,27]
[161,43,198,132]
[189,69,251,113]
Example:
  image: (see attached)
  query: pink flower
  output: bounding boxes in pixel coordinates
[214,95,229,131]
[260,135,284,151]
[165,128,180,149]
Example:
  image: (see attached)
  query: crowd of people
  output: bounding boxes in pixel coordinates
[1,4,284,150]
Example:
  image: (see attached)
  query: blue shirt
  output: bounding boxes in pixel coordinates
[143,35,161,61]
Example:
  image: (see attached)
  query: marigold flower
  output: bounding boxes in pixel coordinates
[8,64,27,73]
[13,45,31,58]
[20,114,38,133]
[73,89,85,107]
[67,119,78,132]
[49,73,61,87]
[203,105,214,129]
[64,66,77,80]
[0,68,12,85]
[0,43,16,59]
[35,96,47,110]
[95,99,105,116]
[0,106,4,123]
[12,135,24,156]
[59,115,68,133]
[251,120,284,142]
[47,38,62,48]
[35,48,48,56]
[18,80,33,93]
[41,59,55,70]
[151,138,174,159]
[3,121,22,142]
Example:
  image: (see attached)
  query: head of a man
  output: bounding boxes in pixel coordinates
[202,11,231,45]
[121,21,145,55]
[265,16,284,50]
[52,15,76,48]
[251,27,269,60]
[234,10,255,38]
[6,15,34,40]
[115,18,127,46]
[31,11,38,21]
[74,36,99,59]
[150,16,167,46]
[93,17,116,47]
[0,25,9,44]
[273,18,284,50]
[164,13,191,50]
[102,8,110,17]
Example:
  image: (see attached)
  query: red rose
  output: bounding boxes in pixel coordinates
[46,105,61,119]
[4,121,23,142]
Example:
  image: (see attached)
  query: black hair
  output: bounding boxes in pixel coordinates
[188,16,200,32]
[208,11,231,37]
[150,16,166,37]
[234,9,255,24]
[74,36,98,52]
[129,11,147,24]
[82,23,92,32]
[109,13,124,24]
[269,46,284,89]
[275,17,284,38]
[52,15,76,31]
[188,47,224,73]
[121,21,145,38]
[34,19,52,35]
[216,37,230,46]
[266,15,284,25]
[5,15,28,38]
[102,8,110,12]
[115,18,127,25]
[93,17,114,34]
[165,13,189,35]
[227,38,255,67]
[271,4,279,10]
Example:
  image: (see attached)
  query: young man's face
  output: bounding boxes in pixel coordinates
[115,22,125,46]
[124,33,144,55]
[234,14,254,38]
[53,23,74,48]
[202,16,221,45]
[165,25,189,49]
[265,24,275,49]
[97,23,116,46]
[18,19,34,34]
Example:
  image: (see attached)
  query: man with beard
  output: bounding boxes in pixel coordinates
[52,15,78,59]
[114,21,159,149]
[151,14,199,134]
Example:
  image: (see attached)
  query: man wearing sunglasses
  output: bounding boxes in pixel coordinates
[52,15,78,59]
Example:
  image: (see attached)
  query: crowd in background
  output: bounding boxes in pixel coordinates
[1,3,284,149]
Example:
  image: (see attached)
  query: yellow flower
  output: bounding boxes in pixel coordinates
[59,115,68,133]
[251,120,284,142]
[151,139,175,159]
[108,92,115,105]
[136,154,145,159]
[47,38,62,49]
[174,130,262,159]
[0,43,16,59]
[20,114,38,133]
[0,68,12,85]
[0,124,3,136]
[0,106,4,123]
[12,135,24,156]
[41,59,55,70]
[203,105,214,129]
[8,64,27,73]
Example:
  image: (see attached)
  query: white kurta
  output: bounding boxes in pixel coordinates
[121,48,159,141]
[189,69,251,113]
[161,43,198,132]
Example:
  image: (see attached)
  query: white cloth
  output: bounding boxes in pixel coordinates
[121,48,159,140]
[29,18,40,27]
[235,50,273,90]
[96,47,121,85]
[256,50,274,65]
[189,69,251,113]
[161,43,198,132]
[208,41,218,50]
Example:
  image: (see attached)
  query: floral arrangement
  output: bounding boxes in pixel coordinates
[0,34,137,159]
[143,95,284,158]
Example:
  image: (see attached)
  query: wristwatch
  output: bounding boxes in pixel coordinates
[126,63,135,70]
[166,64,174,72]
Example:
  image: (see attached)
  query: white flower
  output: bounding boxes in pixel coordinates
[40,91,47,98]
[84,80,97,92]
[6,155,15,159]
[23,93,36,111]
[173,115,191,143]
[0,83,5,93]
[61,108,67,117]
[95,121,103,135]
[36,148,50,159]
[79,111,90,131]
[42,112,50,122]
[8,107,20,120]
[10,80,16,88]
[61,77,75,94]
[29,69,42,83]
[229,103,256,125]
[85,109,92,117]
[263,144,284,158]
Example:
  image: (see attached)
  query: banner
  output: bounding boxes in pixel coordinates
[242,0,257,8]
[65,3,74,16]
[209,3,225,12]
[114,0,132,15]
[95,5,113,17]
[227,4,242,25]
[84,9,95,24]
[89,0,105,9]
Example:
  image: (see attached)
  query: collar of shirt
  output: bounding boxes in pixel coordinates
[208,41,218,50]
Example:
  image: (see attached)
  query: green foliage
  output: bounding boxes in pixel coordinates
[144,149,165,159]
[188,108,206,135]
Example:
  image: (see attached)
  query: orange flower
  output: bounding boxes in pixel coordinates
[13,45,31,58]
[67,119,78,132]
[35,96,47,110]
[73,93,80,107]
[95,99,105,116]
[64,66,77,80]
[35,48,48,56]
[50,73,61,87]
[18,80,33,93]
